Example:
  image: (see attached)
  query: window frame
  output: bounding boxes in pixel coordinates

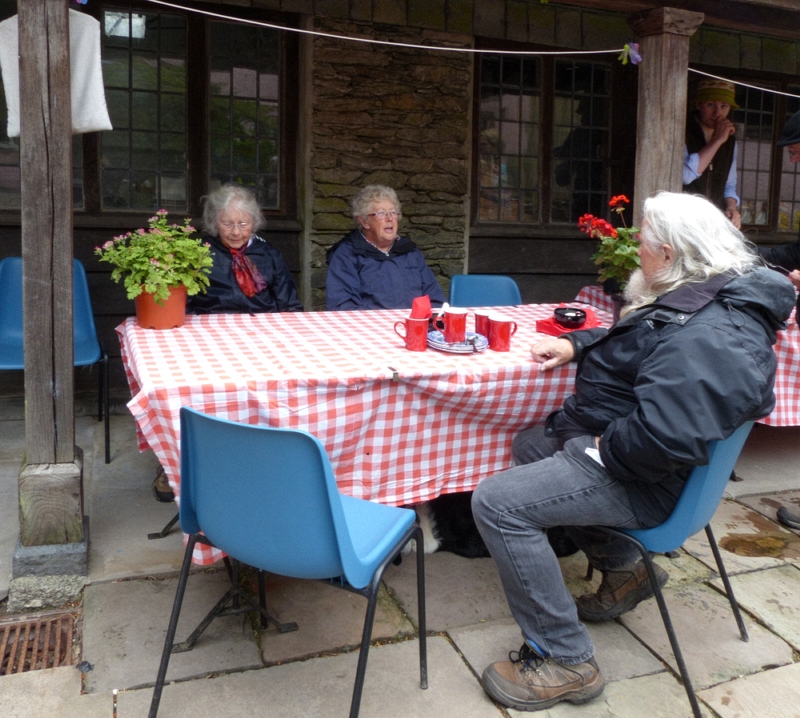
[470,39,637,233]
[0,1,299,227]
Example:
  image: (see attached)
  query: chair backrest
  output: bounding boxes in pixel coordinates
[622,421,754,553]
[0,257,101,369]
[179,407,371,586]
[449,274,522,307]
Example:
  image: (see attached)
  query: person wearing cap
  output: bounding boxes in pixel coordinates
[683,79,742,228]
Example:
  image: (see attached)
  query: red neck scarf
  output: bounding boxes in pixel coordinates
[228,244,267,298]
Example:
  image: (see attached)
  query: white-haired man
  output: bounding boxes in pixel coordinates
[472,191,796,712]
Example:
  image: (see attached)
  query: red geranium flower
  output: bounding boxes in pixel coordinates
[609,194,630,209]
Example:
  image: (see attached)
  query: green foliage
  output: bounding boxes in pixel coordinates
[591,227,641,286]
[95,210,213,304]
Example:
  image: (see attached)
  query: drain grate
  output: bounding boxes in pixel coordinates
[0,611,77,675]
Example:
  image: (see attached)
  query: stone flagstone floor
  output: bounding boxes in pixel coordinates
[1,398,800,717]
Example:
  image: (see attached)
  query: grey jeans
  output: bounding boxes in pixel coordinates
[472,425,644,664]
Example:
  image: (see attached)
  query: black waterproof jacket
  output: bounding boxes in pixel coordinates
[188,234,303,314]
[547,267,795,527]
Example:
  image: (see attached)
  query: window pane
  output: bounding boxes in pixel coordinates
[778,88,800,233]
[551,60,611,222]
[733,84,774,227]
[101,10,187,210]
[477,55,541,222]
[209,22,282,209]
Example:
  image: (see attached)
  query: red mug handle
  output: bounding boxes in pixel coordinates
[394,320,407,339]
[510,321,518,336]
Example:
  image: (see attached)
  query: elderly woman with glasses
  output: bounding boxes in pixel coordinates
[188,183,303,314]
[325,184,446,310]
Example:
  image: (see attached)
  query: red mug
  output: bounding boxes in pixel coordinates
[474,310,491,339]
[433,307,468,344]
[488,314,518,351]
[394,317,429,351]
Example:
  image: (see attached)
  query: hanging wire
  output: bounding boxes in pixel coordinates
[690,68,800,100]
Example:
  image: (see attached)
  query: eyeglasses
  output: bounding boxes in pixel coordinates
[219,221,253,231]
[367,210,402,221]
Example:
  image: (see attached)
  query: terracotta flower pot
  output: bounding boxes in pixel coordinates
[135,285,187,330]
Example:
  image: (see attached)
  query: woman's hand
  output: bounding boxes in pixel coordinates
[531,337,575,372]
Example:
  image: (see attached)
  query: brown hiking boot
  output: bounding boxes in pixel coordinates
[481,644,604,711]
[576,560,668,622]
[152,465,174,503]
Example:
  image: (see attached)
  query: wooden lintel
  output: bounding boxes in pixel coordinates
[629,7,705,38]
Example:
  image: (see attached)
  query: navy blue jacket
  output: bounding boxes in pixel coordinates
[325,230,446,311]
[549,267,794,527]
[188,234,303,314]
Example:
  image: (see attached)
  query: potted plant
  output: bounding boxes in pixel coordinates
[96,209,213,329]
[578,195,641,321]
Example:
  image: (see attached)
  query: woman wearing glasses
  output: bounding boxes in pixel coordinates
[325,184,446,310]
[188,183,303,314]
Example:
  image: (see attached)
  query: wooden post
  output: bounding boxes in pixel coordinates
[17,0,82,547]
[628,7,704,226]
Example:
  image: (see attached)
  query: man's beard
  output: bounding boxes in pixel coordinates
[622,269,658,315]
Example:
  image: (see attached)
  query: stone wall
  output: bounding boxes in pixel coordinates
[308,19,473,308]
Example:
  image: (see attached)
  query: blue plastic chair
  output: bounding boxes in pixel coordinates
[449,273,522,307]
[592,421,754,718]
[149,407,427,718]
[0,257,110,463]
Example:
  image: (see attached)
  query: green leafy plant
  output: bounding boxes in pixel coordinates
[95,210,213,304]
[580,195,641,289]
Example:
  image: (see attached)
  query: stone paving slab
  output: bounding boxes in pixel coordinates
[89,415,160,491]
[384,550,512,632]
[82,570,263,693]
[727,425,800,499]
[738,489,800,540]
[114,636,501,718]
[712,564,800,651]
[620,581,793,689]
[0,666,84,718]
[0,460,20,600]
[683,499,799,574]
[526,672,711,717]
[88,486,184,583]
[698,660,800,718]
[449,616,665,686]
[258,575,414,664]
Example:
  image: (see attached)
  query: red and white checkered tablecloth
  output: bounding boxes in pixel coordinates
[575,285,800,427]
[118,304,607,564]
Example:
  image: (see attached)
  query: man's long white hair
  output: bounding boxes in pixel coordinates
[624,192,758,310]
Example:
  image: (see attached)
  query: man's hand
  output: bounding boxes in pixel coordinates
[531,337,575,372]
[788,269,800,289]
[724,201,742,229]
[712,117,736,143]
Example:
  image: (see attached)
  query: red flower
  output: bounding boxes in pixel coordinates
[609,195,630,209]
[578,213,596,233]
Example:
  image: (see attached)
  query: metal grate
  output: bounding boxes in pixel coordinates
[0,612,77,675]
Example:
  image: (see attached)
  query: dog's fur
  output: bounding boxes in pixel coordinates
[413,491,579,559]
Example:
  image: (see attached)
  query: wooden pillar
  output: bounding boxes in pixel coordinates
[628,8,704,226]
[17,0,82,547]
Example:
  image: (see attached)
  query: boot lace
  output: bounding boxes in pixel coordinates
[509,643,546,673]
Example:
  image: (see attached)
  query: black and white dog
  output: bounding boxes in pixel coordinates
[413,491,579,559]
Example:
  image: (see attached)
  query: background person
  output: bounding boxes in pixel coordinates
[153,183,302,502]
[189,183,303,314]
[325,185,446,310]
[471,192,795,712]
[684,78,742,228]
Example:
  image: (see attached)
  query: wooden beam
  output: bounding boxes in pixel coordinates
[628,7,703,226]
[19,0,75,466]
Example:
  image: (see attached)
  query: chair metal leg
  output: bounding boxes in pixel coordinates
[347,523,427,718]
[414,524,428,690]
[102,352,110,464]
[149,534,200,718]
[625,536,703,718]
[705,525,749,642]
[147,512,180,540]
[258,570,268,629]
